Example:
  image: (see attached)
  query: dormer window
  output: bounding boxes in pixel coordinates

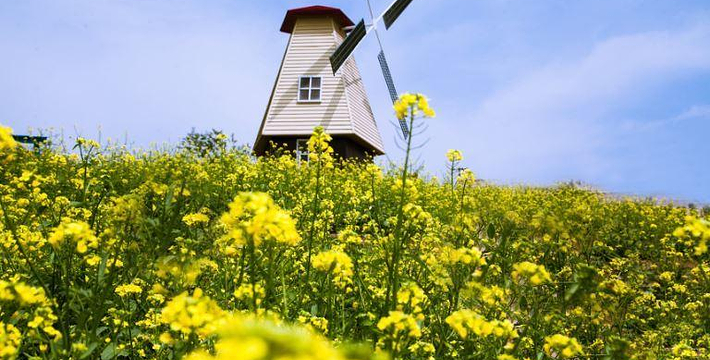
[298,76,321,102]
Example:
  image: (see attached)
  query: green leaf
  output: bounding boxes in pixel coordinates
[487,223,496,239]
[80,342,99,359]
[101,343,126,360]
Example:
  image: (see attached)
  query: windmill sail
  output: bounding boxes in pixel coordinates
[330,20,367,74]
[378,50,398,103]
[383,0,414,29]
[377,50,409,138]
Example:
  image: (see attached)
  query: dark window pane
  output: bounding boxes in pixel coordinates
[299,89,309,100]
[310,89,320,100]
[311,77,321,88]
[300,77,310,88]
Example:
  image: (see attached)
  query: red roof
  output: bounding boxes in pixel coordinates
[280,5,354,33]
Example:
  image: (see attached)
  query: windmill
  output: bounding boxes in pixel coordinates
[330,0,415,139]
[253,1,417,160]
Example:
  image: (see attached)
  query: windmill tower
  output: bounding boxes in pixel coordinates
[254,6,385,160]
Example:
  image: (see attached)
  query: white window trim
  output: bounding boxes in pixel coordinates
[297,76,322,103]
[296,138,309,162]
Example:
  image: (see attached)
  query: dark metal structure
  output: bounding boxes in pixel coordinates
[330,0,417,139]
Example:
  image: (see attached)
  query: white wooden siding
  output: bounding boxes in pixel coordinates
[259,16,384,153]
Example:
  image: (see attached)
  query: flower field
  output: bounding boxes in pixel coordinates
[1,115,710,359]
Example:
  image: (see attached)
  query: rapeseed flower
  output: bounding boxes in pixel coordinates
[512,261,552,286]
[115,283,143,297]
[543,334,584,359]
[159,288,224,337]
[0,322,21,360]
[220,192,301,249]
[184,315,347,360]
[0,125,17,155]
[182,212,210,226]
[446,149,463,162]
[445,310,518,340]
[312,249,354,289]
[307,126,334,163]
[47,218,98,253]
[377,310,422,350]
[394,93,435,120]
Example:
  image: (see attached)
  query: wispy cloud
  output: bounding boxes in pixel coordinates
[622,104,710,131]
[444,25,710,183]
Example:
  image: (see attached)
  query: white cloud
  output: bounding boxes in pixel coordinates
[444,25,710,183]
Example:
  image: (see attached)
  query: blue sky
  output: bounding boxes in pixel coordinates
[1,0,709,202]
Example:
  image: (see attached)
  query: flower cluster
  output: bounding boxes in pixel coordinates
[159,288,224,338]
[184,315,359,360]
[673,216,710,255]
[0,322,21,360]
[220,192,301,249]
[512,261,552,286]
[543,334,584,359]
[115,283,143,297]
[377,311,422,351]
[0,125,17,159]
[312,248,354,289]
[306,126,334,163]
[233,283,265,306]
[47,218,98,253]
[446,149,463,162]
[446,310,518,340]
[183,212,210,227]
[394,93,435,120]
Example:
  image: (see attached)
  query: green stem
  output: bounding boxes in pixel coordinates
[387,109,416,311]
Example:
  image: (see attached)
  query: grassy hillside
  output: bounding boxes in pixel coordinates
[1,124,709,360]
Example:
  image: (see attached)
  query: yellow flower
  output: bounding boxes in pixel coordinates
[543,334,584,359]
[377,310,422,339]
[0,125,17,152]
[446,149,463,162]
[306,126,334,163]
[396,282,428,317]
[445,309,518,340]
[234,283,266,306]
[184,315,346,360]
[298,315,329,334]
[220,192,301,249]
[394,93,435,120]
[48,218,98,253]
[182,213,210,226]
[115,283,143,297]
[457,169,476,185]
[673,216,710,255]
[160,288,224,338]
[0,322,22,360]
[0,279,49,307]
[512,261,552,286]
[498,355,517,360]
[312,249,354,289]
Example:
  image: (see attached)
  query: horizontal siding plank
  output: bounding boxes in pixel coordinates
[262,16,383,153]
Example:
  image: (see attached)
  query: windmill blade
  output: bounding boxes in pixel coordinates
[378,51,398,103]
[377,50,409,138]
[382,0,414,29]
[330,19,367,74]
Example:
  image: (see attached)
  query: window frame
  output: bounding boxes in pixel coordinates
[298,76,322,103]
[295,138,309,163]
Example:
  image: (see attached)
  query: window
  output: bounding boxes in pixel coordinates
[298,76,321,102]
[296,139,309,162]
